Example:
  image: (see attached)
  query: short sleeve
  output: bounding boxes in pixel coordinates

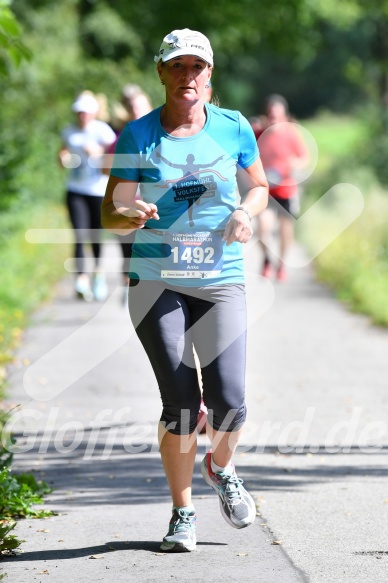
[238,113,260,169]
[110,124,141,182]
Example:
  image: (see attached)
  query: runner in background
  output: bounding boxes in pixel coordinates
[121,83,153,121]
[59,91,116,301]
[102,28,268,553]
[115,85,152,298]
[256,94,309,282]
[249,115,267,140]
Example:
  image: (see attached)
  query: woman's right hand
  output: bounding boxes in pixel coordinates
[102,175,158,234]
[122,200,159,229]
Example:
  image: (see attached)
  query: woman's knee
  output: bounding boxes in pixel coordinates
[206,401,246,432]
[160,398,201,435]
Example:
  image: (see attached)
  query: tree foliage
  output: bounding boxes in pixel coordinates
[73,0,383,115]
[9,0,388,114]
[0,0,388,213]
[0,0,30,76]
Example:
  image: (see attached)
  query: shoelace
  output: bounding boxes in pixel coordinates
[219,473,244,506]
[171,510,195,533]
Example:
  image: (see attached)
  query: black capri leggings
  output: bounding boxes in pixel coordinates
[128,281,247,435]
[66,190,104,274]
[119,232,136,277]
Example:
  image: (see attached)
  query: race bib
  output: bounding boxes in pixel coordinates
[161,231,224,279]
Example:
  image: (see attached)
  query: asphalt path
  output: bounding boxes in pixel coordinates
[3,236,388,583]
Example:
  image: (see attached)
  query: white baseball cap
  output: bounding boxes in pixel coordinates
[154,28,213,66]
[72,93,99,114]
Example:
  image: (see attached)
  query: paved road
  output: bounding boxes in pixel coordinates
[3,237,388,583]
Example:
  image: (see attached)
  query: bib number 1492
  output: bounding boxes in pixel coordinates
[161,231,224,278]
[171,246,214,264]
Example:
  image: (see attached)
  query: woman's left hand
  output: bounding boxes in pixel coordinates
[222,210,253,246]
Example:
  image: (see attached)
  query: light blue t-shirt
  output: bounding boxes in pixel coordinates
[62,120,116,196]
[111,103,259,286]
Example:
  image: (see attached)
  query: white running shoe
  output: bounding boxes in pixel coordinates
[201,452,256,529]
[75,275,93,302]
[160,508,197,552]
[92,273,108,301]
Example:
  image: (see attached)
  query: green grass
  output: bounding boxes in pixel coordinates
[300,114,388,327]
[302,112,366,177]
[0,193,73,555]
[310,191,388,326]
[0,203,70,396]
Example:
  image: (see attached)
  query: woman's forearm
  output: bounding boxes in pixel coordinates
[101,202,136,235]
[101,176,159,234]
[237,158,269,220]
[239,186,268,219]
[101,175,140,234]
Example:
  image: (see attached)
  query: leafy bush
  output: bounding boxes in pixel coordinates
[0,468,52,520]
[359,110,388,187]
[0,409,53,555]
[0,520,22,554]
[0,0,31,76]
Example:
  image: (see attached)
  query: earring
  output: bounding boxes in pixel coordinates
[205,84,210,88]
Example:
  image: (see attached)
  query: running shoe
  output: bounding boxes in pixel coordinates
[276,266,288,283]
[261,260,274,279]
[201,452,256,529]
[75,275,93,302]
[160,508,197,552]
[92,273,108,301]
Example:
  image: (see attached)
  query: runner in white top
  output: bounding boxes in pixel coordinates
[59,92,116,301]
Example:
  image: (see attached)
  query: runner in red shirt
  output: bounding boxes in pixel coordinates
[257,95,309,281]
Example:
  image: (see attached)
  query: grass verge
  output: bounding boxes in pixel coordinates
[0,202,69,557]
[300,113,388,327]
[302,111,366,178]
[305,191,388,326]
[0,409,54,557]
[0,202,70,397]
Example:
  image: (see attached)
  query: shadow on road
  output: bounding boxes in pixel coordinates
[1,539,228,563]
[13,440,388,512]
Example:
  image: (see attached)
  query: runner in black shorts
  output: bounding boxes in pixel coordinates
[267,192,300,219]
[59,91,116,300]
[256,94,309,282]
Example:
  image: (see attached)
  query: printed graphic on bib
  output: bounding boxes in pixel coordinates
[161,231,224,279]
[155,152,227,226]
